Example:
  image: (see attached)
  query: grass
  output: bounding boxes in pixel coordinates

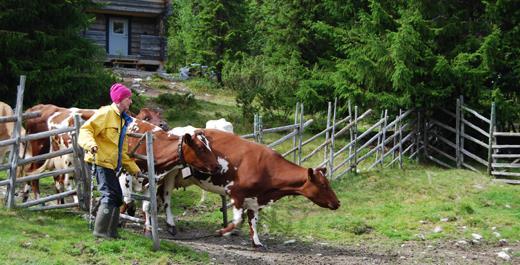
[0,208,209,265]
[171,165,520,247]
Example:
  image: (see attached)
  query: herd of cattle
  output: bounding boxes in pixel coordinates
[0,101,340,249]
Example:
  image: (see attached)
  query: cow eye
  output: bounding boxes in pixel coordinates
[144,117,150,121]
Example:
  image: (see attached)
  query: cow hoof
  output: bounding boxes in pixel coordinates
[253,244,268,252]
[167,225,177,236]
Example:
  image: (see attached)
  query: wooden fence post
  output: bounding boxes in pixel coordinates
[298,103,304,165]
[292,103,299,163]
[72,114,89,211]
[352,106,358,173]
[328,99,337,177]
[456,98,461,168]
[380,110,388,167]
[146,132,160,251]
[348,100,353,161]
[487,102,496,175]
[415,110,421,163]
[459,95,465,166]
[7,76,25,209]
[324,102,332,163]
[398,109,403,169]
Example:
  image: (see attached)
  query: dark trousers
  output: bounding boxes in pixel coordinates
[88,163,123,208]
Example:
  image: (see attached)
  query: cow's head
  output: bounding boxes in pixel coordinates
[136,108,169,131]
[302,167,340,210]
[181,130,221,175]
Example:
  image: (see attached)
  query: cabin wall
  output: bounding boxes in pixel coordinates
[83,14,106,49]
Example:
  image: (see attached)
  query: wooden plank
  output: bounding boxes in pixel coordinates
[431,132,457,150]
[493,178,520,184]
[145,132,160,251]
[456,98,461,168]
[0,111,41,123]
[7,76,25,208]
[120,213,145,223]
[462,105,490,124]
[30,202,79,211]
[130,193,150,201]
[494,132,520,137]
[262,124,298,133]
[461,148,488,166]
[298,103,304,165]
[268,120,313,148]
[431,119,456,133]
[427,155,454,168]
[333,118,384,157]
[462,118,489,138]
[492,163,520,168]
[493,145,520,149]
[487,103,496,175]
[440,107,456,119]
[20,127,75,142]
[428,144,456,162]
[491,171,520,177]
[492,154,520,158]
[462,162,479,172]
[20,190,77,208]
[18,148,74,166]
[461,132,489,149]
[15,168,75,184]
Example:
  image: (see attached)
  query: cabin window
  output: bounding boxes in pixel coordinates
[113,21,125,34]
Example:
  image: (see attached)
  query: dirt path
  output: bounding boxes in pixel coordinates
[157,226,518,265]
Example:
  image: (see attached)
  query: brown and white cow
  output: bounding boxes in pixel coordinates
[23,104,168,202]
[188,129,340,249]
[121,119,234,236]
[0,102,16,163]
[125,118,222,235]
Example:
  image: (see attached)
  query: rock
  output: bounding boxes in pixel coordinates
[499,239,508,246]
[456,240,468,245]
[471,239,480,245]
[440,217,449,222]
[416,233,426,240]
[283,239,296,245]
[316,253,323,257]
[433,226,442,233]
[493,231,501,238]
[471,233,483,240]
[491,226,497,231]
[419,220,427,224]
[497,251,511,261]
[502,247,511,253]
[505,204,511,208]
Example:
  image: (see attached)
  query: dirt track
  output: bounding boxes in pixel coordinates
[157,225,518,265]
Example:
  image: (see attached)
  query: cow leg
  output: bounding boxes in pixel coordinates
[31,179,41,201]
[247,209,266,250]
[198,190,207,205]
[119,174,134,215]
[217,204,243,236]
[54,175,65,204]
[162,174,177,236]
[21,183,31,202]
[142,189,153,238]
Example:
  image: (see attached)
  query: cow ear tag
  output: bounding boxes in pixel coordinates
[182,167,192,179]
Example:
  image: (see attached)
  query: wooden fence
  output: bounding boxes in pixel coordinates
[0,76,161,250]
[242,100,418,179]
[423,96,518,184]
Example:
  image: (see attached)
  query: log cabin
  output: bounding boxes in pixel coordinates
[83,0,170,70]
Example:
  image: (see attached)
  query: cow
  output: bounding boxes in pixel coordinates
[120,119,234,235]
[22,104,168,203]
[124,118,222,236]
[185,129,340,249]
[0,102,16,163]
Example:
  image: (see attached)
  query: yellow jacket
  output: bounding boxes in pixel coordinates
[78,103,140,175]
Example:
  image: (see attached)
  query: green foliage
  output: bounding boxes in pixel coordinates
[167,0,518,126]
[0,0,116,108]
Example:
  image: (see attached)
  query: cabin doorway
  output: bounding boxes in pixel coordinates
[108,17,129,56]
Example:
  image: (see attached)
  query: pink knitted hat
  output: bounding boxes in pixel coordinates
[110,83,132,103]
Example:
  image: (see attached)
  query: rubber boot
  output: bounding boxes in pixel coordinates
[93,203,119,238]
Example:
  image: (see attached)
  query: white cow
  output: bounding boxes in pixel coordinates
[122,118,233,236]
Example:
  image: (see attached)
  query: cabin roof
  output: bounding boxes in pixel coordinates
[89,0,167,17]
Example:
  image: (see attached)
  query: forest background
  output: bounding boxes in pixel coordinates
[0,0,518,130]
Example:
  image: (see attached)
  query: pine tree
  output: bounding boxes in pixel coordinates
[0,0,115,108]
